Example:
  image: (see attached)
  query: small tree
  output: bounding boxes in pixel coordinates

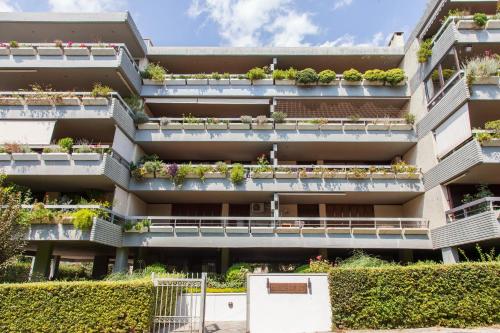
[0,175,27,270]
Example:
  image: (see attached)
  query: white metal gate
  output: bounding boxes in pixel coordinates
[152,273,207,333]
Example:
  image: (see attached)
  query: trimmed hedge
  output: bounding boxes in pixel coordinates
[1,262,91,283]
[329,262,500,329]
[0,279,155,332]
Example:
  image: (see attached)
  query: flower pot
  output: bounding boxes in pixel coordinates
[370,172,395,179]
[457,20,482,30]
[56,97,80,106]
[11,153,39,161]
[10,47,36,56]
[362,80,384,86]
[275,123,297,130]
[251,171,273,179]
[25,98,53,106]
[186,79,208,85]
[230,78,251,85]
[341,80,362,86]
[0,153,11,161]
[71,153,101,161]
[297,123,320,130]
[91,47,117,56]
[229,123,250,130]
[209,79,230,85]
[320,123,342,131]
[165,78,186,85]
[481,138,500,146]
[274,79,295,86]
[41,153,70,161]
[344,123,366,131]
[142,79,164,85]
[64,47,90,56]
[164,122,183,130]
[274,171,298,179]
[486,20,500,29]
[204,172,226,179]
[183,123,205,130]
[472,76,500,85]
[252,123,273,130]
[81,97,109,106]
[37,47,63,56]
[206,123,228,130]
[138,123,160,130]
[0,47,10,56]
[391,124,413,131]
[367,123,390,131]
[252,79,273,85]
[0,97,23,105]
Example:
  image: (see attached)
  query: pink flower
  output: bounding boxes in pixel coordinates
[316,255,322,261]
[67,41,74,47]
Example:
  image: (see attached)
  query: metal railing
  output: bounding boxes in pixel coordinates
[446,197,500,222]
[427,70,464,109]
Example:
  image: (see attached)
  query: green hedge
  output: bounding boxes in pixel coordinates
[0,279,155,332]
[329,262,500,329]
[0,262,91,283]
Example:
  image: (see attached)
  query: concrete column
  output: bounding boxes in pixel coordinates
[221,203,229,217]
[113,247,129,273]
[49,255,61,280]
[398,249,414,264]
[30,243,53,280]
[319,204,326,227]
[133,248,147,271]
[92,255,109,279]
[220,248,230,274]
[441,247,459,264]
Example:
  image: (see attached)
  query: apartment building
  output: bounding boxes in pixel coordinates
[0,0,498,278]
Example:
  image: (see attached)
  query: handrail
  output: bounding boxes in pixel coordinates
[446,197,500,223]
[445,196,500,215]
[147,117,408,123]
[426,70,464,108]
[126,215,427,222]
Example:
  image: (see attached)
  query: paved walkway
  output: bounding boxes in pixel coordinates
[204,321,245,333]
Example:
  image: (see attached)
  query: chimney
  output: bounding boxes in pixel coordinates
[388,32,404,48]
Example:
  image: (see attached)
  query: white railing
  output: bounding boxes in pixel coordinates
[446,197,500,222]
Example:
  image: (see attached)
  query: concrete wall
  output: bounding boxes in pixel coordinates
[112,186,147,216]
[0,120,55,144]
[147,204,172,216]
[176,293,247,322]
[374,205,403,218]
[112,127,134,163]
[403,185,448,228]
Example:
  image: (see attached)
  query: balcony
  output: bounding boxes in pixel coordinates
[0,91,136,139]
[121,216,430,249]
[0,43,142,94]
[431,197,500,248]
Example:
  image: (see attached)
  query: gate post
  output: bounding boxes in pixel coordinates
[199,272,207,333]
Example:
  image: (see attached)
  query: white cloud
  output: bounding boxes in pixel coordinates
[333,0,353,10]
[48,0,126,12]
[188,0,319,47]
[0,0,19,12]
[321,32,390,47]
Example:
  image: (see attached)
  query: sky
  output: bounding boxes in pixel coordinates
[0,0,429,47]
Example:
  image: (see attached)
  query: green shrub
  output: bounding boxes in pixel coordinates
[473,12,488,27]
[142,63,166,81]
[9,40,18,48]
[296,68,319,84]
[404,112,416,125]
[337,250,391,268]
[384,68,406,86]
[91,83,113,97]
[57,137,74,153]
[230,164,246,184]
[226,263,251,287]
[363,69,386,82]
[417,39,433,63]
[318,69,337,84]
[329,262,500,329]
[271,111,287,123]
[272,69,287,80]
[0,279,155,332]
[342,68,363,81]
[72,209,97,230]
[246,67,267,80]
[431,68,456,82]
[143,263,167,275]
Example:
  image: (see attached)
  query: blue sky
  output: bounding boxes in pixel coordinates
[0,0,429,46]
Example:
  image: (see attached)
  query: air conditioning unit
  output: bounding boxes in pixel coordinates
[251,202,265,214]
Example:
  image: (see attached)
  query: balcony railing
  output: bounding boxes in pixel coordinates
[446,197,500,223]
[139,117,413,132]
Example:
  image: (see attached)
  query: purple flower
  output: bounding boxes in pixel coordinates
[167,163,178,177]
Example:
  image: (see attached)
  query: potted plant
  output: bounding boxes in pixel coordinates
[55,93,80,106]
[64,41,90,56]
[318,69,337,85]
[347,168,369,179]
[91,43,118,56]
[369,166,395,179]
[230,74,251,85]
[182,114,205,130]
[299,167,324,179]
[251,155,273,178]
[384,68,406,86]
[273,68,296,85]
[209,72,230,85]
[205,161,229,178]
[392,161,420,179]
[206,118,227,130]
[141,63,166,85]
[161,118,182,130]
[252,115,272,130]
[298,119,323,130]
[230,163,246,184]
[37,40,64,56]
[274,167,298,178]
[229,115,252,130]
[164,74,187,86]
[247,67,272,85]
[296,68,319,86]
[186,73,209,85]
[367,118,391,131]
[71,141,101,160]
[457,13,488,29]
[475,120,500,146]
[341,68,363,85]
[0,93,23,105]
[82,83,111,105]
[344,115,365,130]
[41,137,73,160]
[323,168,347,179]
[9,41,36,56]
[465,56,500,85]
[11,145,39,161]
[363,69,386,86]
[272,111,295,130]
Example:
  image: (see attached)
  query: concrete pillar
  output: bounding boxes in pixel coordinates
[113,248,129,273]
[49,255,61,280]
[319,204,326,227]
[220,248,230,274]
[30,243,53,280]
[92,255,109,279]
[133,248,146,271]
[398,249,414,264]
[441,247,459,264]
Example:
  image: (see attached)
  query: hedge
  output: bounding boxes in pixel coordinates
[0,262,91,283]
[329,262,500,329]
[0,279,155,333]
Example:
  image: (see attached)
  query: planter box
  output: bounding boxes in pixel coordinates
[91,47,117,56]
[41,153,70,161]
[204,172,226,179]
[142,79,164,85]
[274,79,295,86]
[251,171,273,179]
[252,79,273,85]
[347,172,369,179]
[370,172,395,179]
[200,226,224,233]
[25,98,53,106]
[457,20,482,30]
[391,124,413,131]
[378,227,403,235]
[10,47,36,56]
[56,97,80,106]
[175,226,199,233]
[275,123,297,130]
[486,20,500,29]
[403,228,428,235]
[0,153,11,161]
[206,123,228,130]
[367,123,390,131]
[37,47,63,56]
[185,173,200,179]
[251,226,274,234]
[186,79,208,85]
[482,138,500,147]
[302,227,326,234]
[297,123,320,130]
[275,171,298,179]
[323,171,347,179]
[0,47,10,56]
[300,171,323,179]
[252,123,273,130]
[164,122,183,130]
[362,80,384,86]
[11,153,39,161]
[183,123,205,130]
[320,123,342,131]
[125,227,149,233]
[64,47,90,56]
[0,97,23,105]
[341,80,362,86]
[225,226,249,234]
[230,78,251,85]
[209,79,230,85]
[138,123,160,130]
[472,76,500,85]
[165,78,186,86]
[229,123,251,130]
[344,123,366,131]
[326,227,351,234]
[352,228,377,234]
[149,225,174,233]
[71,153,101,161]
[81,97,109,106]
[276,227,300,234]
[396,173,421,180]
[318,81,338,86]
